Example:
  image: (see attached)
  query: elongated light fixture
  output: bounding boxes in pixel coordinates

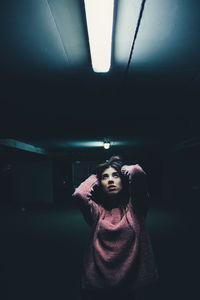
[84,0,114,73]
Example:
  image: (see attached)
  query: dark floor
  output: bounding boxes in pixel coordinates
[0,201,197,300]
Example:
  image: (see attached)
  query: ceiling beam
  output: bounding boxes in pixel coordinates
[0,139,47,155]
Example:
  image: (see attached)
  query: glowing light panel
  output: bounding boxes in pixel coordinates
[84,0,114,72]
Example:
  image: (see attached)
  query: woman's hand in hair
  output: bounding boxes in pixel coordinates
[121,164,145,181]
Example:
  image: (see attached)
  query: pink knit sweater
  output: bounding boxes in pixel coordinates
[72,164,159,295]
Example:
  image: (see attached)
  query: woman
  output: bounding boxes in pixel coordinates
[72,156,159,300]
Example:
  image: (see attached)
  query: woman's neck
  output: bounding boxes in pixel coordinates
[103,193,124,209]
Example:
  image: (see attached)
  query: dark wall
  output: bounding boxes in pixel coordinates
[12,160,53,204]
[52,158,73,205]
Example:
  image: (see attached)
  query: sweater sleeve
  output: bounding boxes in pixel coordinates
[121,164,150,217]
[72,174,100,226]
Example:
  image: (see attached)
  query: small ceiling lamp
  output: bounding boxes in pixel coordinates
[103,141,111,149]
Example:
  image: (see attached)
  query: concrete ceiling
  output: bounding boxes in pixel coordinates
[0,0,199,159]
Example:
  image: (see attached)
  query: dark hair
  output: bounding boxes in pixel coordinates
[94,156,130,222]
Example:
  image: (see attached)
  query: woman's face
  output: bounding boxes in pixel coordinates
[100,167,122,197]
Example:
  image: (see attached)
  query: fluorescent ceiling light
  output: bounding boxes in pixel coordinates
[84,0,114,72]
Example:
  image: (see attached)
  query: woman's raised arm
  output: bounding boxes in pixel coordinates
[121,164,150,217]
[72,174,100,226]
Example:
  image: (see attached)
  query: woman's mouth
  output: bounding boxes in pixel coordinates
[108,186,116,191]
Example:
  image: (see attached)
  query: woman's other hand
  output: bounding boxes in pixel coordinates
[121,164,144,181]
